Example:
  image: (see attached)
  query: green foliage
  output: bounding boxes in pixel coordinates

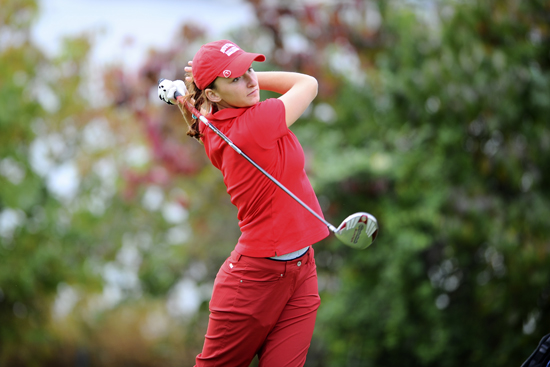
[1,0,548,366]
[294,1,550,366]
[0,30,107,367]
[0,0,197,364]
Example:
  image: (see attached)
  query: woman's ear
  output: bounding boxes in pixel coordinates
[205,89,221,103]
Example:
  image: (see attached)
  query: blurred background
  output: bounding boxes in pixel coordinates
[1,0,549,366]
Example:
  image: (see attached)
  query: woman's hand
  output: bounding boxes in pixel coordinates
[184,61,193,84]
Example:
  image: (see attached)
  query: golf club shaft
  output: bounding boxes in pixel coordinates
[176,93,337,233]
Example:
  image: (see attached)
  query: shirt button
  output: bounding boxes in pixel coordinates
[297,261,302,267]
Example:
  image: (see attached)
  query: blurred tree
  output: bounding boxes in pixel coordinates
[0,0,209,365]
[2,0,549,366]
[234,0,550,366]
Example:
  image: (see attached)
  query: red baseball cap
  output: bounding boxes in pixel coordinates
[192,40,266,90]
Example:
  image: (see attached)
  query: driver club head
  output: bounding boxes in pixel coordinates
[334,212,378,249]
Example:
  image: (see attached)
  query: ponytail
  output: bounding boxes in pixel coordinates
[180,75,216,144]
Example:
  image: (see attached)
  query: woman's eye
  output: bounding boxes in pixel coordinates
[232,77,240,82]
[248,67,254,72]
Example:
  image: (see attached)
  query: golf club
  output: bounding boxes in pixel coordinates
[161,81,378,249]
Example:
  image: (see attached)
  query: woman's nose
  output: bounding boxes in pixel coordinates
[244,74,256,87]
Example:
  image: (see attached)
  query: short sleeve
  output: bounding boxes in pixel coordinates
[245,98,288,149]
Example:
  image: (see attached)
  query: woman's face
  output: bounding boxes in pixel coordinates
[207,67,260,109]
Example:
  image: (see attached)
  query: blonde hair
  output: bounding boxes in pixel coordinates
[179,75,217,144]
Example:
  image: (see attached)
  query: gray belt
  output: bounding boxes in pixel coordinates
[268,246,309,261]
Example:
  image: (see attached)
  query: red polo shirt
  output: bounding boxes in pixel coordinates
[200,98,329,257]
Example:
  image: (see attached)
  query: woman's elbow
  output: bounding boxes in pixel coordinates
[308,75,319,98]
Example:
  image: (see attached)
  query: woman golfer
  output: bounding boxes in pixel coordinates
[158,39,329,367]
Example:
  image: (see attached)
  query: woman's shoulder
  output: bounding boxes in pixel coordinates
[244,98,284,119]
[254,98,284,110]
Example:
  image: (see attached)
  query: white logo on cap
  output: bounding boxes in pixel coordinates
[220,43,240,57]
[223,70,231,78]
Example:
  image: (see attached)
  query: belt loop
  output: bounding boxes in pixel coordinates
[231,250,243,262]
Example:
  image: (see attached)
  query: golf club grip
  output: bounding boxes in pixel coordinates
[173,91,337,232]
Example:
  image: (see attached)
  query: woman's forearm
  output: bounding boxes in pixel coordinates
[256,71,317,96]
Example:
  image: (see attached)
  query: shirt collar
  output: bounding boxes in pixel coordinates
[208,107,247,122]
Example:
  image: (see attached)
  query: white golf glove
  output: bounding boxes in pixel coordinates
[158,78,187,105]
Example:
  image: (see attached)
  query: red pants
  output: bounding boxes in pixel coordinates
[195,247,320,367]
